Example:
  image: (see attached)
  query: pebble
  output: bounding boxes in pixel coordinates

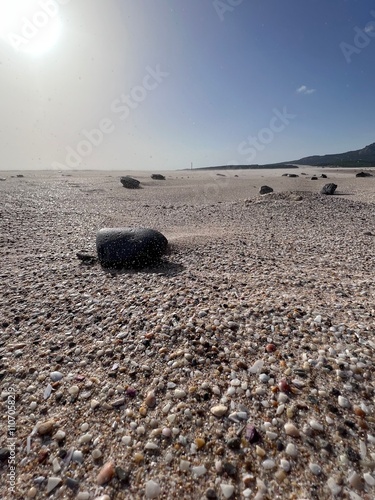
[145,480,161,498]
[97,461,115,485]
[145,391,156,408]
[72,450,84,464]
[53,430,66,442]
[76,493,90,500]
[180,459,190,471]
[68,385,80,396]
[37,420,54,436]
[285,443,298,457]
[192,465,207,477]
[46,477,62,494]
[174,388,186,398]
[211,405,228,417]
[92,449,102,460]
[262,459,276,470]
[309,419,324,431]
[220,484,235,498]
[338,396,350,408]
[348,471,362,489]
[363,473,375,486]
[309,463,321,475]
[284,423,300,437]
[50,371,63,382]
[280,459,290,472]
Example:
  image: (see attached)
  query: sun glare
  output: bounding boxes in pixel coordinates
[0,0,63,57]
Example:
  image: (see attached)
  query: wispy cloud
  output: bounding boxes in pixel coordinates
[296,85,316,95]
[364,24,375,33]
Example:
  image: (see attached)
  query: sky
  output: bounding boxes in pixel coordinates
[0,0,374,171]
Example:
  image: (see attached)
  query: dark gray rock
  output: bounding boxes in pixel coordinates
[356,171,373,177]
[320,183,337,195]
[96,227,168,268]
[0,448,10,461]
[287,173,299,178]
[311,176,318,180]
[259,185,273,195]
[320,174,328,178]
[120,176,140,189]
[151,174,165,180]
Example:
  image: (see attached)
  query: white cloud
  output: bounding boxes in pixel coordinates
[296,85,316,95]
[364,24,375,33]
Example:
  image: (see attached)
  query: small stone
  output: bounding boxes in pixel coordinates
[285,443,297,457]
[46,477,62,494]
[309,419,324,431]
[266,343,276,352]
[227,437,241,450]
[97,461,115,485]
[37,420,54,436]
[309,463,321,475]
[134,452,144,463]
[52,458,61,473]
[76,493,90,500]
[338,396,350,408]
[115,466,130,484]
[53,430,66,442]
[192,465,207,477]
[27,487,37,498]
[145,480,161,498]
[0,448,11,461]
[348,471,362,489]
[68,385,79,396]
[174,388,186,398]
[90,399,100,409]
[79,433,92,444]
[211,405,228,417]
[220,484,235,498]
[145,442,159,451]
[195,438,205,450]
[180,459,190,471]
[50,371,63,382]
[122,436,132,445]
[280,459,290,472]
[275,470,287,483]
[92,449,102,460]
[72,450,84,464]
[245,425,261,443]
[327,477,341,495]
[284,423,300,437]
[145,391,156,408]
[262,459,276,470]
[363,473,375,486]
[66,477,79,490]
[206,488,217,499]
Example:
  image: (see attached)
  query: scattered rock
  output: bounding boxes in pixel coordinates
[356,171,373,177]
[50,371,63,382]
[311,176,318,180]
[145,480,161,498]
[284,423,300,437]
[320,174,328,178]
[220,484,235,498]
[76,252,96,263]
[320,183,337,195]
[37,420,55,436]
[0,448,10,461]
[0,177,6,181]
[46,477,62,494]
[120,176,140,188]
[259,185,273,195]
[211,405,228,417]
[97,461,115,485]
[151,174,166,180]
[96,227,168,268]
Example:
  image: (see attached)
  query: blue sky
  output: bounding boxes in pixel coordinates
[0,0,374,170]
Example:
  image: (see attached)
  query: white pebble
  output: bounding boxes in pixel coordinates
[280,459,290,472]
[285,443,297,457]
[363,473,375,486]
[309,463,321,475]
[220,484,235,498]
[179,460,190,471]
[309,419,323,431]
[192,465,206,477]
[122,436,131,445]
[262,459,275,470]
[174,388,186,398]
[284,423,300,437]
[338,395,350,408]
[145,480,161,498]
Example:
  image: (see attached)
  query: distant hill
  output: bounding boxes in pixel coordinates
[193,142,375,170]
[287,142,375,168]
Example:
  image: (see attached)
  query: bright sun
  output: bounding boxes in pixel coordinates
[0,0,63,56]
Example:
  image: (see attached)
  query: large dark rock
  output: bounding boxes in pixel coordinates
[320,183,337,195]
[320,174,328,178]
[356,171,373,178]
[96,228,168,268]
[259,185,273,195]
[311,176,318,180]
[151,174,166,180]
[120,176,140,189]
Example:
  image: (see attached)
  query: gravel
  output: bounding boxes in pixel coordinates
[0,169,374,499]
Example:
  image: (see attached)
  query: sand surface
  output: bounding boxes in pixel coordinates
[0,168,374,499]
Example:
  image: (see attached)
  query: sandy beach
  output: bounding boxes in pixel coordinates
[0,168,374,499]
